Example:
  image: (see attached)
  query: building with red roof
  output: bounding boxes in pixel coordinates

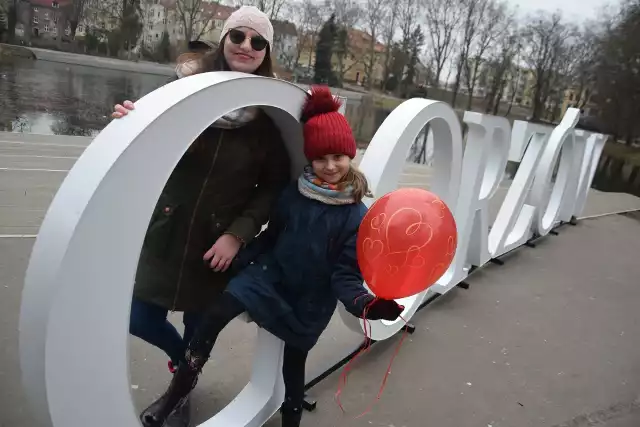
[139,0,236,50]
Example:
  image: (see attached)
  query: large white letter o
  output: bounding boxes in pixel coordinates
[338,99,463,341]
[19,72,309,427]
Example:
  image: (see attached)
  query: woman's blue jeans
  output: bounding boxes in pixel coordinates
[129,297,203,365]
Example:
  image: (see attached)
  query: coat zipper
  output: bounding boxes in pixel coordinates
[172,132,224,311]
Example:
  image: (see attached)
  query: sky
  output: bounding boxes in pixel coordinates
[507,0,610,22]
[433,0,614,83]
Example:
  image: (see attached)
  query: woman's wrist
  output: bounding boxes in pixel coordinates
[223,232,245,246]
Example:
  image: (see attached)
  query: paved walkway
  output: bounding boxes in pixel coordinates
[1,132,640,427]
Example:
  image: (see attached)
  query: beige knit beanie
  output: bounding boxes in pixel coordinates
[220,6,274,48]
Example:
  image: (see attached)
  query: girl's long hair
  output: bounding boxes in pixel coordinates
[344,164,372,203]
[200,35,274,77]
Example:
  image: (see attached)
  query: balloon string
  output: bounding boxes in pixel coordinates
[334,297,409,418]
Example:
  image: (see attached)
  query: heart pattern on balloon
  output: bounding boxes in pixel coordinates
[361,238,384,261]
[356,188,458,300]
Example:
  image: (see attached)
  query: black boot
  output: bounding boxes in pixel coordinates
[140,353,205,427]
[165,394,191,427]
[280,399,303,427]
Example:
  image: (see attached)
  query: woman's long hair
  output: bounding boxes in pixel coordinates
[200,34,274,77]
[344,164,372,203]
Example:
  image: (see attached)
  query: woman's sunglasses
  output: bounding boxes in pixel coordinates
[228,28,268,52]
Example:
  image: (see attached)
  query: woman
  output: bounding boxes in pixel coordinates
[113,6,290,426]
[139,87,404,427]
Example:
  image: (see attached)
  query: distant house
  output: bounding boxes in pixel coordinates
[16,0,72,43]
[296,28,386,87]
[561,87,600,118]
[147,0,235,49]
[75,0,121,42]
[272,20,297,71]
[76,0,236,52]
[202,3,236,45]
[342,28,386,86]
[413,59,431,87]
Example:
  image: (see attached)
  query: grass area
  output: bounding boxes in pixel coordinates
[0,43,36,59]
[603,142,640,166]
[371,95,403,110]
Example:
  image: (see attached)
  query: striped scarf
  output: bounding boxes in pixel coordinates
[297,166,355,205]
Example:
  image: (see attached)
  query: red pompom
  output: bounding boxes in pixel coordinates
[301,85,342,123]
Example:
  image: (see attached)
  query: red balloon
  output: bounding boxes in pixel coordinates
[356,188,457,300]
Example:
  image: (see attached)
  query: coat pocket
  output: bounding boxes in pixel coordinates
[144,202,181,259]
[208,202,240,238]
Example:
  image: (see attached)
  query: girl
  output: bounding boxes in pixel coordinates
[112,7,290,426]
[139,86,404,427]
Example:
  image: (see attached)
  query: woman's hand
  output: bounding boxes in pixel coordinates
[111,100,135,119]
[203,234,242,273]
[366,298,404,321]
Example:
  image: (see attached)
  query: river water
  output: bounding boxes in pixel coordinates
[2,57,638,196]
[0,58,167,136]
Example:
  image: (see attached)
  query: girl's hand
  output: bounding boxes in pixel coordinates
[203,234,242,273]
[111,100,135,119]
[366,298,404,321]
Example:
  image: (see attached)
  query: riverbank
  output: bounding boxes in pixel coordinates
[0,44,36,59]
[0,44,372,99]
[9,44,176,76]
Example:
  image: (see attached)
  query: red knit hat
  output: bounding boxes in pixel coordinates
[301,86,357,161]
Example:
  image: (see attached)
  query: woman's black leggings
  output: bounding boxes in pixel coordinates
[187,291,308,409]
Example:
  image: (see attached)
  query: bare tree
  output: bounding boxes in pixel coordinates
[286,0,324,71]
[89,0,144,58]
[380,2,400,89]
[330,0,360,28]
[483,29,520,115]
[239,0,286,20]
[330,0,362,85]
[391,0,420,94]
[522,11,574,121]
[173,0,218,44]
[565,26,598,108]
[0,0,9,38]
[450,0,487,106]
[362,0,386,88]
[504,45,523,116]
[423,0,460,87]
[399,0,419,50]
[68,0,90,40]
[593,0,640,143]
[462,0,508,110]
[0,0,18,43]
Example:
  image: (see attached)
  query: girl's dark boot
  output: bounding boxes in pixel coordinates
[165,395,191,427]
[139,352,206,427]
[280,398,303,427]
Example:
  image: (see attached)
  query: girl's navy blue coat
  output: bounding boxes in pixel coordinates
[228,183,371,351]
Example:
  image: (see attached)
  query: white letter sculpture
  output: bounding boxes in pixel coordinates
[19,73,310,427]
[19,66,607,427]
[338,99,463,341]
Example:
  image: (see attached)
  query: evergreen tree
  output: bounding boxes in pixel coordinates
[314,14,336,84]
[332,26,349,87]
[157,30,171,63]
[385,43,405,92]
[593,1,640,143]
[402,25,425,96]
